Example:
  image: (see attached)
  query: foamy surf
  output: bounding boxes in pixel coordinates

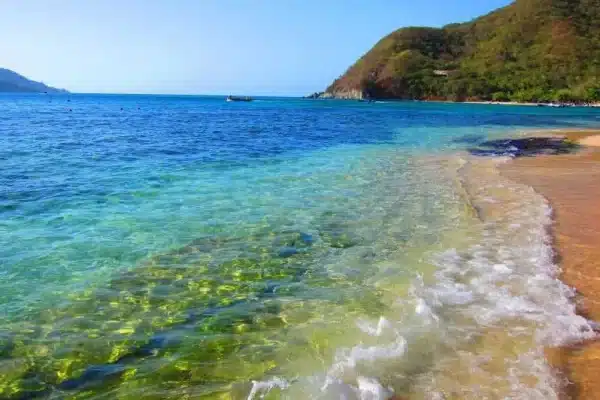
[244,155,595,400]
[408,156,596,399]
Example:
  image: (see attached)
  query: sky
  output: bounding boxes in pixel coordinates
[0,0,513,95]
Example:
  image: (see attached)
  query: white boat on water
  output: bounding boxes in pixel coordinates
[226,95,253,102]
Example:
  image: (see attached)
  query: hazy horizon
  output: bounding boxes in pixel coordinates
[1,0,512,96]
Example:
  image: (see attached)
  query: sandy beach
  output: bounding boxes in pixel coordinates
[501,132,600,399]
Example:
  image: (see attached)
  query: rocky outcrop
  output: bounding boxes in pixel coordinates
[304,91,324,99]
[319,89,365,100]
[304,89,366,100]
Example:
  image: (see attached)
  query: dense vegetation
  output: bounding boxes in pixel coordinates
[0,68,66,93]
[325,0,600,102]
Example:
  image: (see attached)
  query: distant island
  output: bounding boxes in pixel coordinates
[0,68,67,93]
[317,0,600,103]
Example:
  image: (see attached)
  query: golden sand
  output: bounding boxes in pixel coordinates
[578,135,600,147]
[501,132,600,399]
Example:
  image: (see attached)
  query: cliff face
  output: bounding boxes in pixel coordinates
[323,0,600,102]
[320,88,365,100]
[0,68,67,93]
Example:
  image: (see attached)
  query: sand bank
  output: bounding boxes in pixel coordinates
[501,132,600,399]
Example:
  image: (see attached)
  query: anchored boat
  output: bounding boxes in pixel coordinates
[226,95,253,102]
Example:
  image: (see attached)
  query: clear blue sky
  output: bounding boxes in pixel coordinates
[0,0,512,95]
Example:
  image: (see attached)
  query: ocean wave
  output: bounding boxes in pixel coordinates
[244,156,596,400]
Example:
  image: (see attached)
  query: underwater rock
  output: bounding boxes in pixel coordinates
[156,230,314,265]
[277,246,299,258]
[115,334,169,364]
[271,231,313,257]
[172,236,234,256]
[58,363,127,391]
[360,248,377,260]
[318,211,360,249]
[263,282,279,295]
[13,386,51,400]
[271,231,313,248]
[468,137,579,157]
[319,229,358,249]
[0,331,14,358]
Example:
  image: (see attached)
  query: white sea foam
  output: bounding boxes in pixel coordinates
[246,156,596,399]
[247,377,291,400]
[356,316,393,337]
[406,157,596,398]
[355,377,394,400]
[327,334,407,378]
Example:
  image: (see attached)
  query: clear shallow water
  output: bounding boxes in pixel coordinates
[0,94,599,399]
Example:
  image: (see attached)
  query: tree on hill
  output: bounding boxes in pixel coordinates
[324,0,600,102]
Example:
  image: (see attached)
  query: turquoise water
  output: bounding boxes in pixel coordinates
[1,94,599,399]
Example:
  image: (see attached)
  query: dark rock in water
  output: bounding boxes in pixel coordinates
[272,231,313,249]
[277,246,299,258]
[272,231,313,257]
[299,232,313,245]
[318,211,360,249]
[360,249,377,260]
[14,388,52,400]
[263,282,279,294]
[325,233,358,249]
[162,230,314,264]
[468,137,579,157]
[304,91,324,99]
[115,334,170,364]
[58,364,127,390]
[14,371,51,400]
[0,331,14,358]
[57,332,176,392]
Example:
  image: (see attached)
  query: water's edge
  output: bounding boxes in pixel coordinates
[498,152,600,400]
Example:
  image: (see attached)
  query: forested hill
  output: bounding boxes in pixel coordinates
[323,0,600,102]
[0,68,67,93]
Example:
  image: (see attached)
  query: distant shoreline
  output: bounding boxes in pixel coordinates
[305,94,600,107]
[446,100,600,108]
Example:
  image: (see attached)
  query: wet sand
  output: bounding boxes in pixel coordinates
[501,132,600,399]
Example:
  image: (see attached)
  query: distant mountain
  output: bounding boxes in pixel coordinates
[0,68,67,93]
[322,0,600,103]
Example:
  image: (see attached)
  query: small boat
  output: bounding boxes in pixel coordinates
[226,95,253,102]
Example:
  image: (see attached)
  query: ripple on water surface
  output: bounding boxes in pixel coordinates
[1,95,599,399]
[0,154,593,399]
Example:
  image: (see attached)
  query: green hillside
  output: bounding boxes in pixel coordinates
[324,0,600,102]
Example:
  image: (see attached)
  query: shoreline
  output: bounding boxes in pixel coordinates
[499,131,600,399]
[447,100,600,107]
[424,100,600,107]
[428,99,600,107]
[308,94,600,107]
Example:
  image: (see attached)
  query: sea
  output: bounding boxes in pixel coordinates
[1,93,599,399]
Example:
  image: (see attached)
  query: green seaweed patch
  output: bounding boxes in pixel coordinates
[318,211,361,249]
[0,227,387,398]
